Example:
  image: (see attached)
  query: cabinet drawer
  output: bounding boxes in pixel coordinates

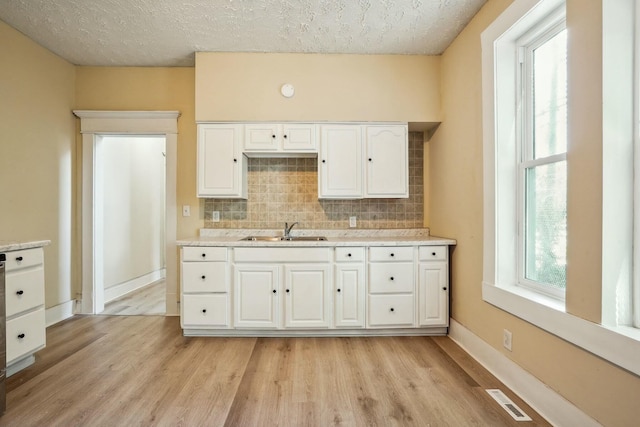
[6,268,45,317]
[419,246,448,261]
[182,262,228,293]
[234,247,330,263]
[182,294,229,327]
[7,308,46,364]
[369,246,413,262]
[368,295,414,327]
[182,247,228,262]
[368,263,414,293]
[335,247,365,262]
[5,248,44,272]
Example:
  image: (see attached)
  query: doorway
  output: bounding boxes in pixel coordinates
[100,135,166,315]
[75,110,180,316]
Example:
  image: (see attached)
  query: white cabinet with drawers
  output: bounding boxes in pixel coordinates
[4,247,46,375]
[181,247,230,328]
[367,246,415,328]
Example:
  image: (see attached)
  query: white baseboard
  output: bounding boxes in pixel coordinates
[45,300,76,327]
[448,319,601,427]
[104,269,166,303]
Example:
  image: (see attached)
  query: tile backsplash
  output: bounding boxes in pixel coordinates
[203,132,424,229]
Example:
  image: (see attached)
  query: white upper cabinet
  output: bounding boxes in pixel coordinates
[318,125,363,199]
[197,124,247,198]
[244,123,317,155]
[365,125,409,198]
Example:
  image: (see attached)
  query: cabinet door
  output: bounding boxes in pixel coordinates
[244,123,280,152]
[335,263,365,328]
[282,124,316,152]
[234,265,279,328]
[284,264,331,328]
[365,125,408,198]
[318,125,363,199]
[418,262,449,326]
[197,124,247,198]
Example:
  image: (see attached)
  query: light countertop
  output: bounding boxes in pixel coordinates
[177,229,456,247]
[0,239,51,253]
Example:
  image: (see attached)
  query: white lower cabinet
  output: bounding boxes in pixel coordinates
[4,247,46,375]
[180,243,451,335]
[366,246,415,328]
[334,248,365,328]
[181,247,230,329]
[418,246,449,327]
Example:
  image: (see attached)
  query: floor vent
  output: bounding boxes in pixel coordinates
[486,389,532,421]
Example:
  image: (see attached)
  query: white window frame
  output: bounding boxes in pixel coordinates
[482,0,640,377]
[516,14,567,300]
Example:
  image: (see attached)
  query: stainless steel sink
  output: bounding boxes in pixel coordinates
[240,236,327,242]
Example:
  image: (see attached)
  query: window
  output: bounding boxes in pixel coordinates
[517,19,567,299]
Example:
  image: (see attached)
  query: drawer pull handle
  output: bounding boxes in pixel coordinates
[286,289,290,293]
[443,287,447,291]
[201,275,206,280]
[347,253,352,257]
[202,309,207,314]
[272,289,277,294]
[390,253,395,257]
[283,134,288,139]
[233,158,238,163]
[337,288,341,292]
[389,308,395,312]
[16,256,24,262]
[16,290,24,295]
[390,277,394,281]
[432,252,436,256]
[18,333,25,339]
[201,253,206,258]
[272,134,276,138]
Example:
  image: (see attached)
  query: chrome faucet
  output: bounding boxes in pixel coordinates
[284,222,298,238]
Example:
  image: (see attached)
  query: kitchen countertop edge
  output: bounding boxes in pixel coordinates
[177,235,456,247]
[0,240,52,253]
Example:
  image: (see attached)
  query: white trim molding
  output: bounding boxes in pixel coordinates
[449,319,601,427]
[104,269,166,303]
[45,300,76,327]
[73,110,180,315]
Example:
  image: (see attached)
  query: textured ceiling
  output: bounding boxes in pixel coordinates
[0,0,486,67]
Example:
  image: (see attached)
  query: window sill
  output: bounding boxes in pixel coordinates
[482,282,640,376]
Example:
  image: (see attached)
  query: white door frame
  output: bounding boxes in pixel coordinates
[74,110,180,315]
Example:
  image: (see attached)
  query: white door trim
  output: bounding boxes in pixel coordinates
[74,110,180,315]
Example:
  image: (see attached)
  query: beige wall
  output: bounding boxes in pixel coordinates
[196,52,440,123]
[75,67,200,241]
[0,21,76,310]
[429,1,640,425]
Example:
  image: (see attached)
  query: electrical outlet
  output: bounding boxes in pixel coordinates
[503,329,513,351]
[182,205,190,217]
[349,216,357,228]
[212,211,220,222]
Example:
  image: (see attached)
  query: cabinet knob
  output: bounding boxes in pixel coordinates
[272,289,277,294]
[390,253,395,257]
[283,134,288,139]
[347,253,352,257]
[201,275,206,280]
[432,252,436,256]
[286,289,290,293]
[201,253,206,258]
[368,158,372,162]
[233,158,238,163]
[390,277,394,281]
[202,309,207,314]
[322,159,326,163]
[16,256,24,262]
[443,287,447,291]
[16,290,24,295]
[18,333,25,339]
[272,134,276,138]
[389,308,395,312]
[337,288,341,292]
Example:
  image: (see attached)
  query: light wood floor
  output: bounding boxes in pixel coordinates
[3,316,551,426]
[101,280,166,316]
